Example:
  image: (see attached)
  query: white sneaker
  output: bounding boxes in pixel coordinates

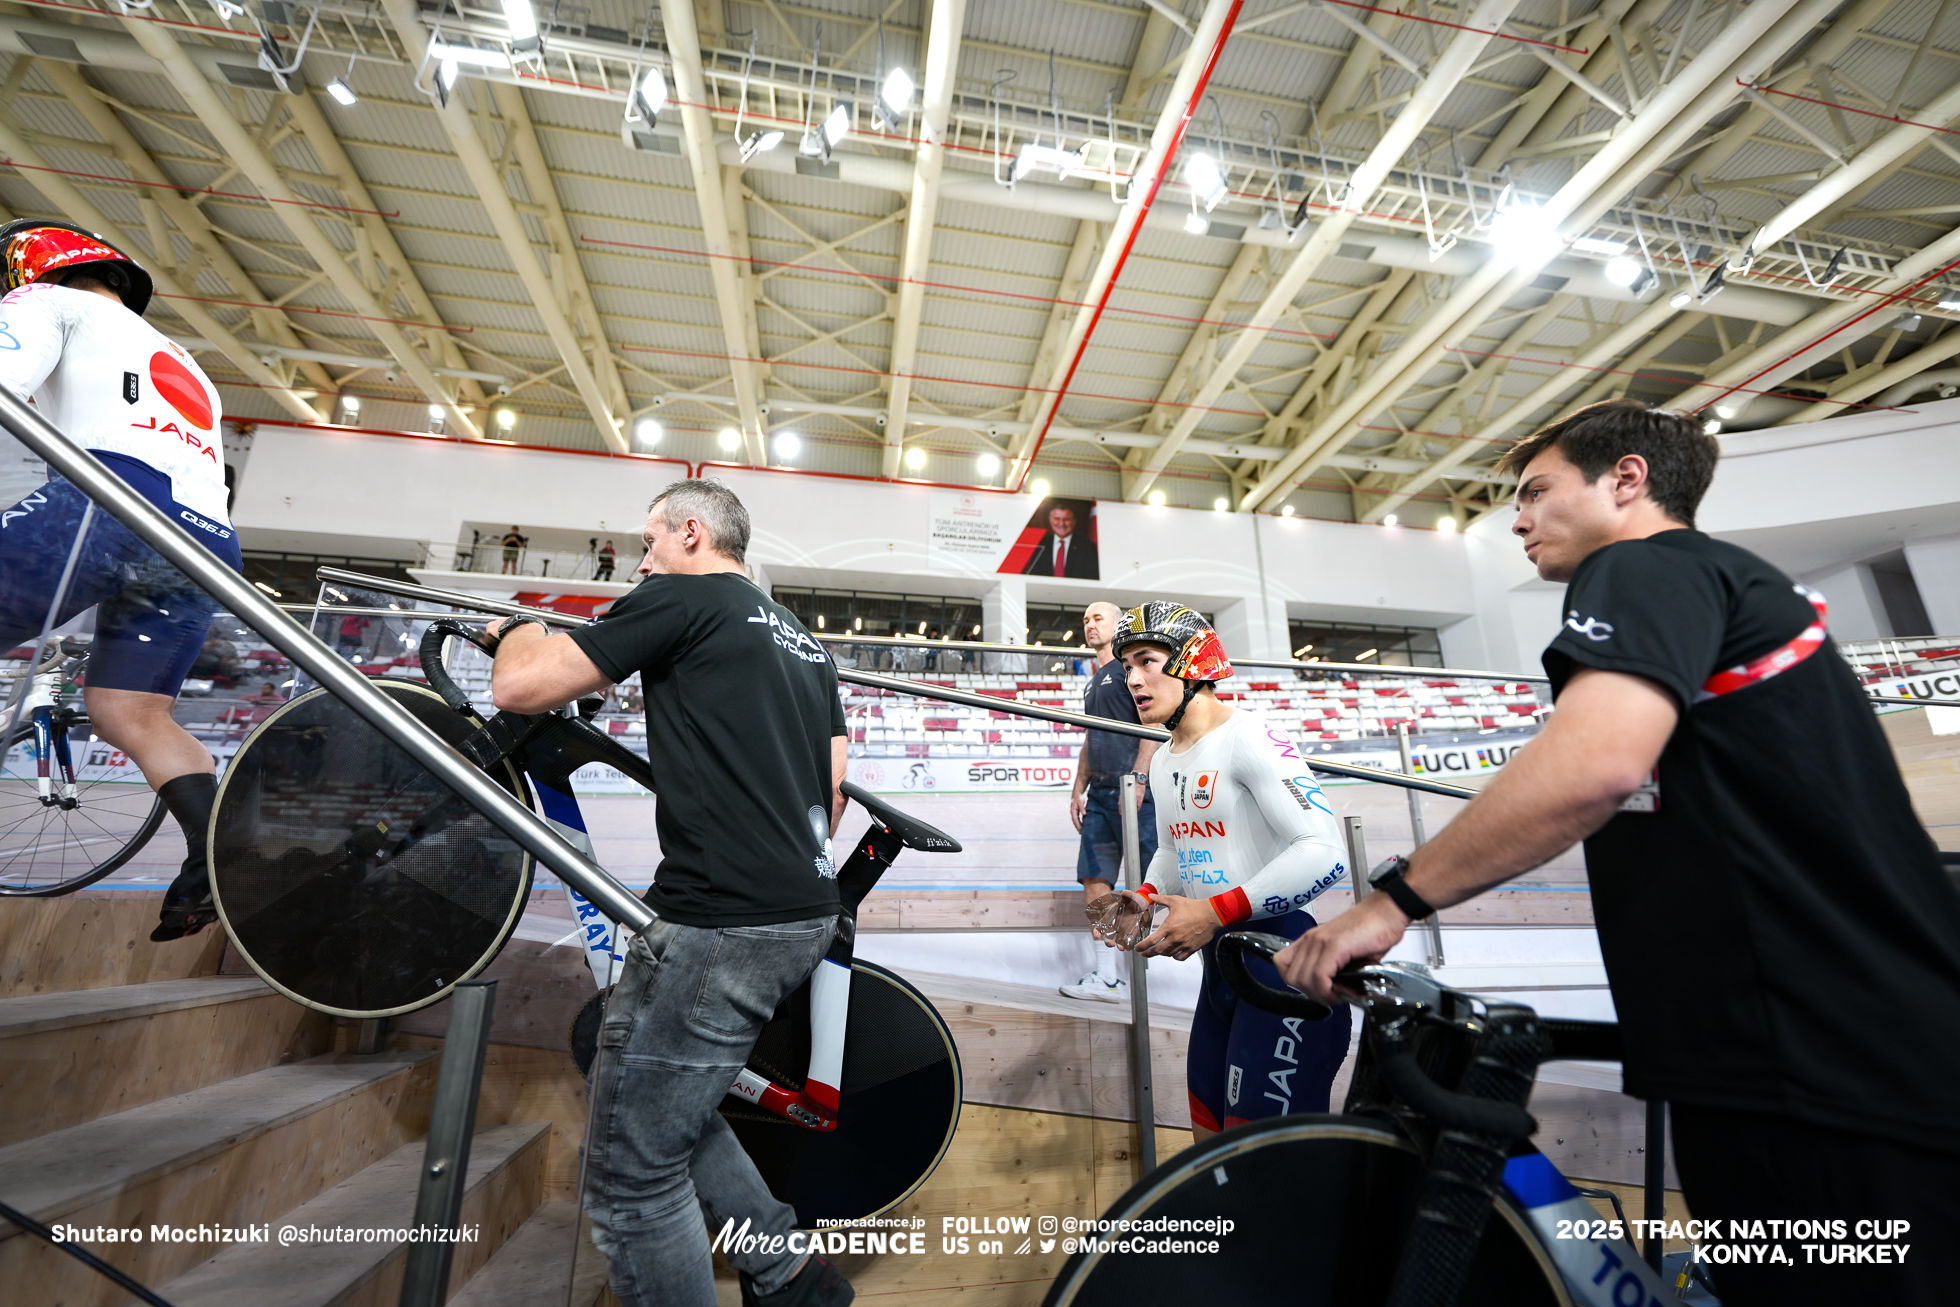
[1058,972,1128,1003]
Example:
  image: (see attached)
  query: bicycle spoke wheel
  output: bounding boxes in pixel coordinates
[1042,1116,1571,1307]
[0,721,166,896]
[723,959,962,1227]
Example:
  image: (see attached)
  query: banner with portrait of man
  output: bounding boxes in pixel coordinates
[1000,497,1099,580]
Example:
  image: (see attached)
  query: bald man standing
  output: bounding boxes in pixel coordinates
[1060,601,1159,1001]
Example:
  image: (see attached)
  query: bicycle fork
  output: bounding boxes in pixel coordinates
[24,673,78,809]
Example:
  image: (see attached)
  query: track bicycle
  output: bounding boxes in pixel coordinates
[1045,935,1686,1307]
[0,635,166,896]
[210,617,964,1226]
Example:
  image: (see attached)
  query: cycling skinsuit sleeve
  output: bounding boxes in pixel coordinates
[1141,711,1348,926]
[0,283,69,403]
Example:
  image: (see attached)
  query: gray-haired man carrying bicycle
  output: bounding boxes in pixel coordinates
[486,479,853,1307]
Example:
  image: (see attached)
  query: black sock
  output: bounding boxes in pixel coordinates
[157,772,217,901]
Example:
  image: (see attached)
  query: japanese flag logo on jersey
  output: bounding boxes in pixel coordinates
[1192,770,1217,809]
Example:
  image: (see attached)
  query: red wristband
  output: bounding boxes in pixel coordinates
[1209,887,1251,927]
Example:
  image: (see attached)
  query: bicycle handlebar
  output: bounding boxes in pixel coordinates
[419,620,495,715]
[1212,931,1334,1023]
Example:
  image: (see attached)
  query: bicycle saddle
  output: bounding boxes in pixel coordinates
[841,781,961,853]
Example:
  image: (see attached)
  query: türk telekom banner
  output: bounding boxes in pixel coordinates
[842,738,1533,794]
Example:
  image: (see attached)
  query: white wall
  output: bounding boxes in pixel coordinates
[1798,561,1892,641]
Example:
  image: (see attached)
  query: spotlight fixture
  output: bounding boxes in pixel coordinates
[494,406,517,431]
[327,75,358,106]
[854,616,863,631]
[817,614,825,629]
[1147,490,1166,507]
[975,452,1001,477]
[339,394,361,421]
[1029,477,1051,499]
[805,102,853,162]
[1184,211,1210,236]
[1012,141,1092,183]
[1183,151,1229,211]
[1669,288,1695,310]
[1894,313,1923,332]
[1436,514,1458,534]
[629,66,667,128]
[426,402,445,434]
[739,130,785,162]
[775,431,802,460]
[1488,199,1558,268]
[1698,262,1728,303]
[1212,496,1229,512]
[718,428,740,452]
[1280,504,1295,517]
[1381,513,1399,527]
[436,55,460,104]
[502,0,542,60]
[1939,296,1960,312]
[904,445,926,471]
[1702,418,1723,435]
[1603,256,1641,287]
[634,417,661,448]
[873,65,914,131]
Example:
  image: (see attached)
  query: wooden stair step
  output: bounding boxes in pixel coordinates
[155,1120,550,1307]
[0,1049,436,1237]
[448,1199,609,1307]
[0,975,273,1038]
[0,974,332,1147]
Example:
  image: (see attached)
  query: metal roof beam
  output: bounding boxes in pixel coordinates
[0,114,322,423]
[373,0,621,448]
[881,0,967,478]
[117,16,481,438]
[661,0,767,464]
[1124,0,1529,504]
[1238,0,1836,514]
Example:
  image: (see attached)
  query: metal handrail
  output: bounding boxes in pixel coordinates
[817,633,1551,685]
[310,570,1479,800]
[0,391,654,932]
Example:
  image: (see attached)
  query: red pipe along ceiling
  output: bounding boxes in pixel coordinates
[1010,0,1247,494]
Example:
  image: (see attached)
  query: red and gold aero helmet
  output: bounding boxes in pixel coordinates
[1111,602,1232,682]
[1,220,154,315]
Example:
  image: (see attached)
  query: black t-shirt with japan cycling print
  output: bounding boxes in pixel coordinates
[1542,528,1960,1151]
[569,572,846,929]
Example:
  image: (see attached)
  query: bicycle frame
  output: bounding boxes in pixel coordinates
[9,639,82,809]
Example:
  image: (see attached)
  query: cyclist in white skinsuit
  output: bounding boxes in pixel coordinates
[0,220,239,940]
[1094,603,1353,1139]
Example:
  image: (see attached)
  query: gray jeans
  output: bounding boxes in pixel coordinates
[583,914,837,1307]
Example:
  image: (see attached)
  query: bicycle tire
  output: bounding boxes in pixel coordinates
[209,678,535,1018]
[1042,1115,1572,1307]
[0,717,167,897]
[722,958,963,1228]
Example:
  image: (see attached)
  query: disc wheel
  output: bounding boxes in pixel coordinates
[0,710,166,897]
[1042,1116,1572,1307]
[723,959,961,1228]
[209,677,534,1017]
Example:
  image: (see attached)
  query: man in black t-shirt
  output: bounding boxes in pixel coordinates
[1060,600,1159,1002]
[486,479,851,1307]
[1279,400,1960,1305]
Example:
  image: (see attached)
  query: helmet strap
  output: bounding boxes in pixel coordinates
[1164,679,1201,732]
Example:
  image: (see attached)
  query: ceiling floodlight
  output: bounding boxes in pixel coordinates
[1698,261,1728,303]
[976,452,1001,477]
[630,66,667,126]
[437,55,460,101]
[427,402,445,434]
[1212,496,1229,512]
[1183,151,1229,211]
[776,431,802,460]
[1570,237,1626,257]
[495,406,518,430]
[1603,256,1642,287]
[1488,199,1558,268]
[340,394,361,419]
[502,0,542,59]
[1029,477,1051,499]
[327,75,357,106]
[634,417,661,448]
[874,65,914,130]
[1702,418,1722,435]
[1436,514,1458,534]
[1184,210,1210,236]
[1147,490,1166,507]
[1280,504,1295,517]
[740,130,785,162]
[718,427,741,452]
[1669,287,1695,310]
[1939,296,1960,311]
[1381,513,1399,527]
[904,446,926,471]
[824,102,853,143]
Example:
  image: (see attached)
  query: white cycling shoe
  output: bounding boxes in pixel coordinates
[1058,972,1128,1003]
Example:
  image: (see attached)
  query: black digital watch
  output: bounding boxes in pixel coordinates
[1367,855,1436,921]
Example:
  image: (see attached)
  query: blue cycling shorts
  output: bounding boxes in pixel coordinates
[1188,907,1354,1132]
[0,451,243,696]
